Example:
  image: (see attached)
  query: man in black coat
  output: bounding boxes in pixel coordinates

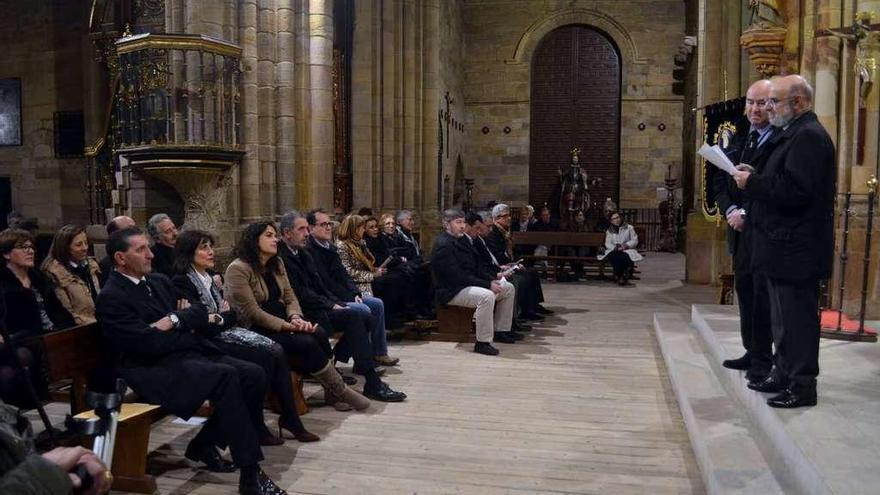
[712,79,776,383]
[95,228,286,495]
[146,213,178,276]
[734,75,836,408]
[484,204,550,318]
[431,209,517,356]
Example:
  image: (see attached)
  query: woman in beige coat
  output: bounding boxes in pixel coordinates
[41,225,101,325]
[224,221,369,411]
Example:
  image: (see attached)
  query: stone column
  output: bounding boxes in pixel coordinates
[257,0,278,216]
[292,0,334,210]
[239,0,262,221]
[275,0,296,213]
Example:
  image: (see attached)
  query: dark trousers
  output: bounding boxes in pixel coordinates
[510,269,543,316]
[319,308,377,372]
[765,277,820,392]
[212,340,302,431]
[734,271,773,375]
[188,355,266,467]
[605,250,633,278]
[254,326,333,374]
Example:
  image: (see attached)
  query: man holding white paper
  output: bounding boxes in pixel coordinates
[733,75,835,409]
[712,79,776,386]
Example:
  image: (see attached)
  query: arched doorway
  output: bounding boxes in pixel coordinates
[529,25,621,224]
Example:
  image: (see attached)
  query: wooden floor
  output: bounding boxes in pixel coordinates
[91,253,713,494]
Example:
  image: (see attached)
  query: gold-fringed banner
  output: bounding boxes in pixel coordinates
[700,97,746,221]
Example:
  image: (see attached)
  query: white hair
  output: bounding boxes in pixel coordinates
[491,204,509,219]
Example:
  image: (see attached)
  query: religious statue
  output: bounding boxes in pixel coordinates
[748,0,785,29]
[557,148,600,226]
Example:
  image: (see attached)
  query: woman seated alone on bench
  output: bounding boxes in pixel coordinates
[224,222,370,411]
[597,211,643,287]
[171,230,319,444]
[41,225,102,326]
[0,229,73,408]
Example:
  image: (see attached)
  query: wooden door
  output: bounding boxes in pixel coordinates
[529,25,621,223]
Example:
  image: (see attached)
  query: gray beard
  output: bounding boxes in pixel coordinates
[769,113,792,128]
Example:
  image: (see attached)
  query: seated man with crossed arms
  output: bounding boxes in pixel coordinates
[430,209,517,356]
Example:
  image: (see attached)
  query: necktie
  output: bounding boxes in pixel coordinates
[740,130,759,165]
[138,280,153,298]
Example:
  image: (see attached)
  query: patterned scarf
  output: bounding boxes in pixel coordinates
[186,268,222,313]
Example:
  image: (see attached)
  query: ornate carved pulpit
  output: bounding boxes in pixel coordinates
[113,33,244,232]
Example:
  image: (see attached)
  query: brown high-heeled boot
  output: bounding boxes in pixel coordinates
[312,361,371,411]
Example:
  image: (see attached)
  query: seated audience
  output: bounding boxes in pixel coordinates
[278,211,404,379]
[96,227,288,495]
[566,210,591,280]
[0,229,73,408]
[484,204,550,319]
[532,206,560,232]
[146,213,178,276]
[512,205,537,259]
[41,224,102,325]
[0,398,111,494]
[597,211,642,286]
[98,215,136,285]
[431,209,517,356]
[223,221,370,412]
[171,230,319,443]
[296,211,406,401]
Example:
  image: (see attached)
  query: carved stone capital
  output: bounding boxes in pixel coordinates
[740,26,788,77]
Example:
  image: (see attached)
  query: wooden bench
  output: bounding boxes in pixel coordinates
[512,231,607,280]
[432,306,476,343]
[41,322,103,415]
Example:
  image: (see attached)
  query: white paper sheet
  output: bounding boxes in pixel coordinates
[698,143,738,176]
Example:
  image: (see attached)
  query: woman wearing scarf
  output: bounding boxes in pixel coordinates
[171,229,320,444]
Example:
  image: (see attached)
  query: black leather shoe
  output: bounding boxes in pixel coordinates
[474,342,499,355]
[363,381,407,402]
[494,331,516,344]
[747,374,789,393]
[506,331,524,341]
[511,321,532,332]
[240,469,288,495]
[185,442,236,473]
[536,306,554,315]
[745,372,769,386]
[722,354,751,371]
[767,389,817,408]
[521,313,545,321]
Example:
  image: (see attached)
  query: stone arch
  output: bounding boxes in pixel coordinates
[506,8,647,67]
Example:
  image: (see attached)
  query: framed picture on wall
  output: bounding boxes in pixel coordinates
[0,78,22,146]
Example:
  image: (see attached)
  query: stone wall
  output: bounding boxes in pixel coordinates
[0,0,91,229]
[461,0,685,209]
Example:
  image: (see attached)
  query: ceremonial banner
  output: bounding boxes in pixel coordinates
[700,97,746,221]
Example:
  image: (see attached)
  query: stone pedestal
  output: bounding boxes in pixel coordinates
[685,212,730,286]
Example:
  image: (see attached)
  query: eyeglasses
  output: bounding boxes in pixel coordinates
[767,96,796,107]
[497,214,510,218]
[746,98,768,107]
[14,243,34,251]
[316,222,332,228]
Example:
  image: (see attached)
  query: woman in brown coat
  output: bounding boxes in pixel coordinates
[224,221,369,411]
[41,225,101,325]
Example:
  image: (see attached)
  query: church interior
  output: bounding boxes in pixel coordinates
[1,0,880,494]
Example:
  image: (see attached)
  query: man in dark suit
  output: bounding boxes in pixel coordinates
[532,207,561,232]
[734,75,836,408]
[278,210,405,402]
[713,79,775,384]
[431,209,517,356]
[146,213,178,276]
[95,228,287,495]
[484,204,551,318]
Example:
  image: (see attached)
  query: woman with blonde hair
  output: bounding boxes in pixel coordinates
[41,225,101,325]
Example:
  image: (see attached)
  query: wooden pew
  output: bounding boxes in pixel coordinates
[433,306,476,343]
[511,231,607,279]
[41,322,103,415]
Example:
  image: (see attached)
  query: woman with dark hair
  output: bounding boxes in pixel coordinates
[0,229,73,408]
[224,222,369,411]
[597,211,643,286]
[41,225,102,325]
[172,230,319,443]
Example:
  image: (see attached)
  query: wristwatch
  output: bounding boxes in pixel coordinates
[168,313,180,329]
